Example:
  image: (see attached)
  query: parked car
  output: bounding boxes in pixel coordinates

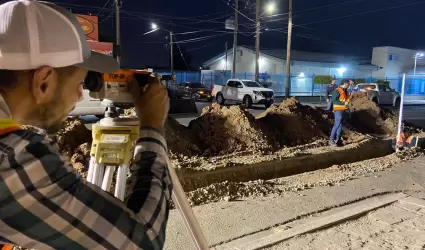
[212,79,274,108]
[356,83,401,107]
[69,89,105,117]
[177,82,212,101]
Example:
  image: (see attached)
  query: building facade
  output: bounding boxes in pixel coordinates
[202,46,379,79]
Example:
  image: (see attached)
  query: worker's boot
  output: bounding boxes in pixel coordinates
[329,140,337,147]
[336,140,345,147]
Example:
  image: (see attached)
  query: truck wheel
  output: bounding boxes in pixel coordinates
[372,97,379,104]
[243,95,252,108]
[394,98,401,108]
[216,93,225,105]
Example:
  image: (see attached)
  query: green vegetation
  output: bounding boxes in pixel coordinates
[313,75,333,84]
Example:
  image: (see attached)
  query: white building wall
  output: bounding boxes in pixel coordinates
[371,46,417,78]
[207,47,374,78]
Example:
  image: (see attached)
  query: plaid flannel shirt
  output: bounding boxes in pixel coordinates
[0,97,173,250]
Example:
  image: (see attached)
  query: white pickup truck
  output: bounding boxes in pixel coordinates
[212,79,275,108]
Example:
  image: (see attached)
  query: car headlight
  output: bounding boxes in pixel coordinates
[253,91,263,96]
[199,90,204,94]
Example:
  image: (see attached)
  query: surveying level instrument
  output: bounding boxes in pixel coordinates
[85,70,210,250]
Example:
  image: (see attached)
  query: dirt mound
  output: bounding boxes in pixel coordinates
[256,97,334,146]
[188,104,273,156]
[56,118,92,174]
[348,92,399,135]
[165,117,202,156]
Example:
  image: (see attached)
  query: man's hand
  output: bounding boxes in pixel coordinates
[129,74,170,132]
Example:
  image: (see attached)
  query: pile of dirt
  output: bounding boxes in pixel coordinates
[56,118,92,177]
[188,104,274,155]
[256,97,334,146]
[348,92,396,134]
[165,117,202,156]
[348,92,423,135]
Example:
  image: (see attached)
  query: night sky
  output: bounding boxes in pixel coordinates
[10,0,425,69]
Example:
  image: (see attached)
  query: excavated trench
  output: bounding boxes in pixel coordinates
[176,138,394,191]
[52,93,423,198]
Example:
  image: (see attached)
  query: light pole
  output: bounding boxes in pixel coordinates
[232,0,239,78]
[285,0,293,98]
[255,1,276,82]
[148,23,174,74]
[414,52,424,77]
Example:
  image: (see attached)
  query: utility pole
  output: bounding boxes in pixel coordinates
[255,0,260,82]
[232,0,238,78]
[284,0,293,98]
[170,31,174,74]
[225,42,228,71]
[115,0,121,65]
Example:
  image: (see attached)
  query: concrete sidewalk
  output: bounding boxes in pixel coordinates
[263,195,425,249]
[164,157,425,250]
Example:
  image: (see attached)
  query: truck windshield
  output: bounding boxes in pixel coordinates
[243,81,262,88]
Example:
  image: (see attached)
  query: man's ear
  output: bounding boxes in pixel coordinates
[30,66,57,105]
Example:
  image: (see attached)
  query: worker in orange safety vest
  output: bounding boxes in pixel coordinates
[329,80,351,147]
[392,123,420,151]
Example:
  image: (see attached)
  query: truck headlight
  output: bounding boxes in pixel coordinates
[253,91,263,96]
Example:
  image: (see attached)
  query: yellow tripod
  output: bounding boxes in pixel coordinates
[86,112,210,249]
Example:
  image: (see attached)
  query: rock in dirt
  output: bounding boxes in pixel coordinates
[188,104,273,156]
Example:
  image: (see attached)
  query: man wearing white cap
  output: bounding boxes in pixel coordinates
[0,1,172,249]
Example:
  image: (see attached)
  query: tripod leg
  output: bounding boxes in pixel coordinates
[167,159,210,250]
[114,164,128,201]
[87,157,95,183]
[93,163,105,187]
[101,166,116,192]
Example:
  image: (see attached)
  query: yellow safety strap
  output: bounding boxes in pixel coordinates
[0,117,23,135]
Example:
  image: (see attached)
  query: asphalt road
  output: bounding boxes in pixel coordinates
[171,101,425,128]
[82,101,425,129]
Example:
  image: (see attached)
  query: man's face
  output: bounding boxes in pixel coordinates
[332,80,336,85]
[29,66,86,133]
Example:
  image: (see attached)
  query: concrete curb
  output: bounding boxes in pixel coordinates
[177,138,394,191]
[213,193,408,250]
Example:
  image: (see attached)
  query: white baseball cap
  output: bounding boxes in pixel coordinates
[0,0,119,73]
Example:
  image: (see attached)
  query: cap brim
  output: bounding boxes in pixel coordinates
[76,51,119,73]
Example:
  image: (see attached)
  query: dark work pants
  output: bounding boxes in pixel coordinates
[330,110,345,142]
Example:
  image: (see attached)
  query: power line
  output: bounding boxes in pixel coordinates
[172,33,230,44]
[96,0,111,16]
[52,2,233,24]
[173,37,190,70]
[220,0,256,23]
[299,0,425,26]
[98,4,115,24]
[264,0,367,20]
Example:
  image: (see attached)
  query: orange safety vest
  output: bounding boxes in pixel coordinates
[397,132,412,147]
[1,244,14,250]
[0,118,23,250]
[333,87,349,111]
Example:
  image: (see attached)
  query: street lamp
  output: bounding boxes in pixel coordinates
[414,52,424,77]
[255,1,276,82]
[266,2,276,14]
[143,23,174,73]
